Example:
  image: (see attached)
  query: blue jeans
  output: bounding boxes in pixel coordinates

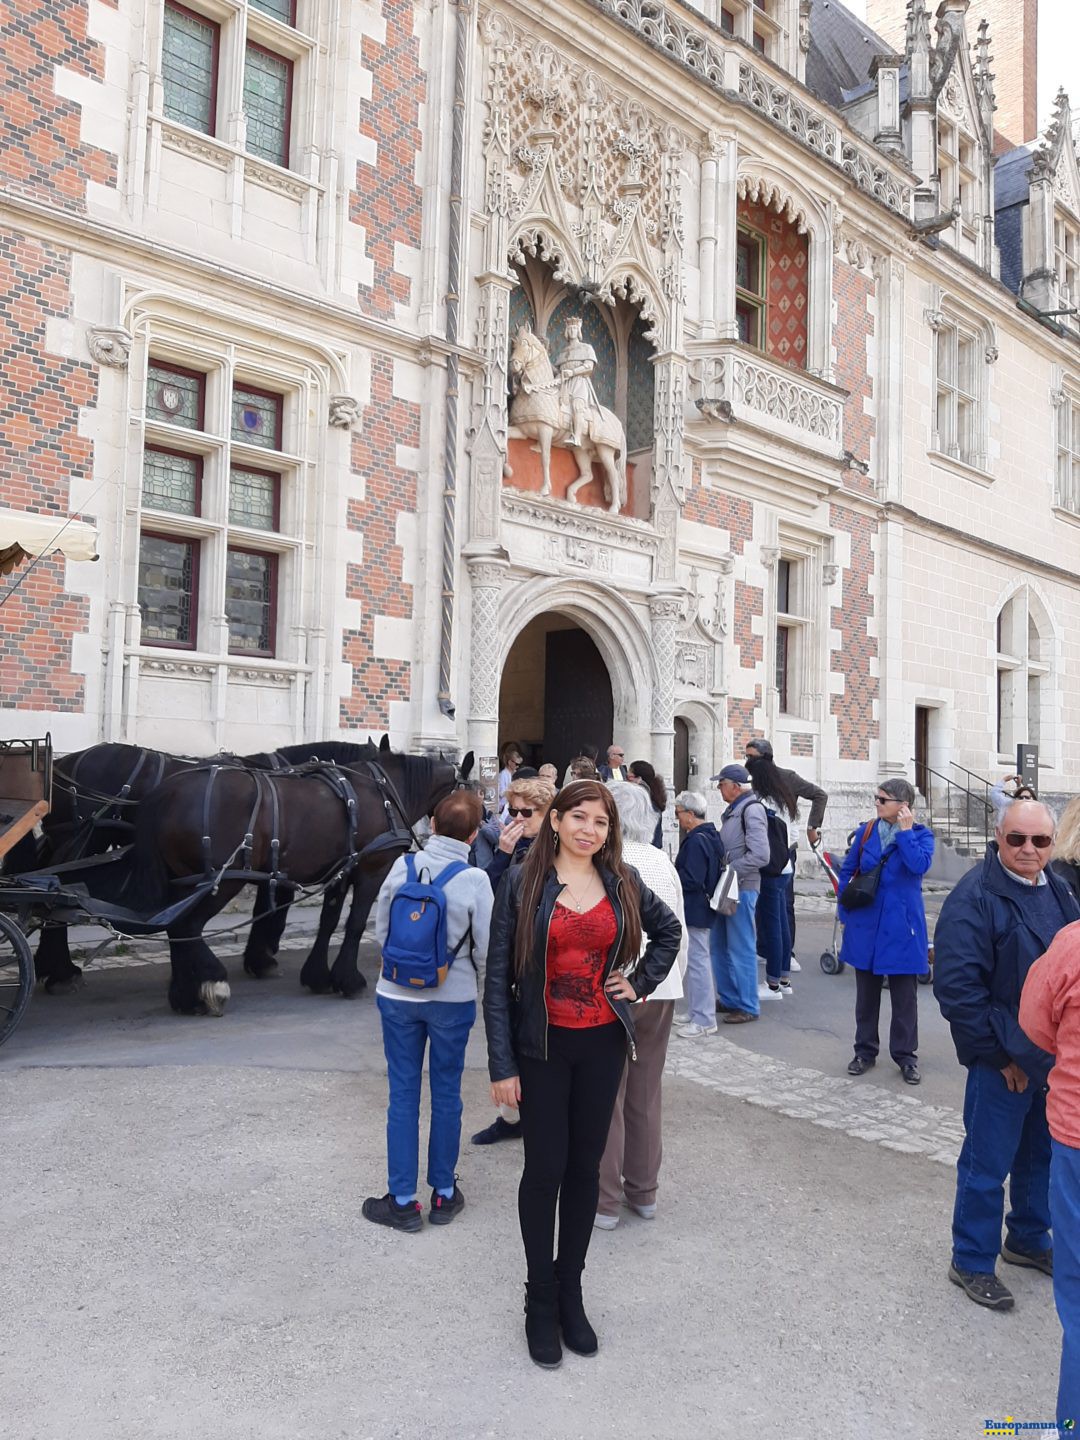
[757,873,792,984]
[711,890,760,1017]
[377,994,476,1200]
[1051,1139,1080,1427]
[684,926,717,1028]
[951,1062,1052,1273]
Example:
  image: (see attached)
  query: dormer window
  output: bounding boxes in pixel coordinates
[938,119,977,231]
[1055,215,1079,309]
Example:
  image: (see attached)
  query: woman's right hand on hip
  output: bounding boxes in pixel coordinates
[491,1076,522,1108]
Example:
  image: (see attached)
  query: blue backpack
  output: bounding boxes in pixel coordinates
[381,854,472,990]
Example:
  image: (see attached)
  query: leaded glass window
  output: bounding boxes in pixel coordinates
[142,448,201,516]
[250,0,295,22]
[226,549,275,653]
[229,466,278,530]
[146,363,204,430]
[231,386,282,448]
[162,4,218,136]
[243,43,291,167]
[139,535,197,646]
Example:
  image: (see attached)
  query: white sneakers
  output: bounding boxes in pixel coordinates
[759,982,784,999]
[677,1021,718,1038]
[594,1202,657,1228]
[593,1212,619,1230]
[629,1202,657,1219]
[789,957,802,972]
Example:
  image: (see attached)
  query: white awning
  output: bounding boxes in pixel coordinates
[0,507,99,577]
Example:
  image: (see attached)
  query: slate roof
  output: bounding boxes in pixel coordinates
[994,144,1035,211]
[805,0,905,111]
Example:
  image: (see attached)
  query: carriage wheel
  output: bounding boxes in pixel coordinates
[820,950,843,975]
[0,912,34,1048]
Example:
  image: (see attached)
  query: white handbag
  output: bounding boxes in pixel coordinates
[710,863,740,917]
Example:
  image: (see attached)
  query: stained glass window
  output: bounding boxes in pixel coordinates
[243,44,291,167]
[142,448,201,516]
[250,0,295,21]
[226,549,275,654]
[139,535,197,646]
[229,466,278,530]
[161,4,218,136]
[231,386,282,448]
[146,363,204,430]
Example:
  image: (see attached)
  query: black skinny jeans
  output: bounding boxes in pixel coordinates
[517,1022,627,1284]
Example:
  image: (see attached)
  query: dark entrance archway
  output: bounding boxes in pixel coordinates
[498,614,614,780]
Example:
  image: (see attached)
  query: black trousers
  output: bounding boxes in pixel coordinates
[517,1022,627,1285]
[854,969,919,1066]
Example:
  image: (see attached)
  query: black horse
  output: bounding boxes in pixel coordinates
[29,739,380,992]
[115,746,459,1016]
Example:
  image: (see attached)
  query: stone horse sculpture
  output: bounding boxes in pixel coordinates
[508,324,627,514]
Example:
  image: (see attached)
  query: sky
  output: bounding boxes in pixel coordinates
[844,0,1080,135]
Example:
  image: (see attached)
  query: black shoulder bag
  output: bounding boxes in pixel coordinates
[838,820,888,911]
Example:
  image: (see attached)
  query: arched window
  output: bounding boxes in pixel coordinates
[995,590,1051,759]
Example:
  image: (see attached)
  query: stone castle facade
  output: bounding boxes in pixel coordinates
[2,0,1080,836]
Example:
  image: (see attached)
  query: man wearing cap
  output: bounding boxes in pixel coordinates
[711,764,772,1023]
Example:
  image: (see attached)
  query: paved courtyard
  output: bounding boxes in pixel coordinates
[0,910,1065,1440]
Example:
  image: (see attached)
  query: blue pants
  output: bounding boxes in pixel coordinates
[1050,1139,1080,1427]
[756,873,792,984]
[951,1062,1052,1273]
[711,890,760,1017]
[377,994,476,1200]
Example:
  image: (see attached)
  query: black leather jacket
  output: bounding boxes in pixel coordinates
[483,864,682,1081]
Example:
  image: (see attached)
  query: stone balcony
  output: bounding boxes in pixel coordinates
[687,342,847,462]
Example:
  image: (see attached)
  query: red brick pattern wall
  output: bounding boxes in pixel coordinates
[0,233,94,711]
[829,505,878,761]
[734,580,763,670]
[0,0,117,210]
[340,355,417,728]
[790,733,815,757]
[351,0,425,319]
[833,258,876,494]
[728,690,762,750]
[684,465,753,554]
[737,200,809,369]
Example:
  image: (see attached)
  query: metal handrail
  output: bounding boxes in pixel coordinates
[910,759,993,850]
[949,760,995,803]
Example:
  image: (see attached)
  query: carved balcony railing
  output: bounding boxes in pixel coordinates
[688,344,846,458]
[587,0,914,219]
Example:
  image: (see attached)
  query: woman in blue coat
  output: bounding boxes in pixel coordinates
[837,777,935,1085]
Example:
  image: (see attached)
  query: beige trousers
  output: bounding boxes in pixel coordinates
[597,999,675,1215]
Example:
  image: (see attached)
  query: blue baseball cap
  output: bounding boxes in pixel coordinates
[711,763,750,784]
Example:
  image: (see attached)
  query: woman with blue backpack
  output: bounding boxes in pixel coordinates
[362,788,494,1233]
[484,780,681,1368]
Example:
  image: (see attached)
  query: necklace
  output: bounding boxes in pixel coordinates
[556,870,597,913]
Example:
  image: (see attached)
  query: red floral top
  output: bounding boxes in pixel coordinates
[545,897,619,1028]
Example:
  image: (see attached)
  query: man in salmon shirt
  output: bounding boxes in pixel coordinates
[1020,922,1080,1431]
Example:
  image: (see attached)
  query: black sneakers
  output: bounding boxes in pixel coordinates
[1001,1241,1053,1275]
[471,1115,523,1145]
[900,1061,921,1085]
[362,1193,423,1233]
[948,1263,1015,1310]
[847,1056,875,1076]
[429,1185,466,1226]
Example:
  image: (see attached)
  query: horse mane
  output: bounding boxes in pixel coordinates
[274,740,378,766]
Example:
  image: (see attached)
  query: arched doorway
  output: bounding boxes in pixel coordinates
[673,717,690,794]
[499,613,614,779]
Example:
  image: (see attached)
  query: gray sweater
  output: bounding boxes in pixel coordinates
[374,834,493,1003]
[719,792,771,893]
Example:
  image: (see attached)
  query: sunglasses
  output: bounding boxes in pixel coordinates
[874,795,899,804]
[1002,832,1053,850]
[507,807,534,819]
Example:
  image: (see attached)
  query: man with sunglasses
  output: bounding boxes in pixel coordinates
[935,800,1080,1311]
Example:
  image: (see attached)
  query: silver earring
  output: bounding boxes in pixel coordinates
[553,833,560,853]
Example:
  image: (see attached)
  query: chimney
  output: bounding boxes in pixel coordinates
[865,0,1037,147]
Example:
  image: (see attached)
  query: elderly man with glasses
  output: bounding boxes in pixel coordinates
[935,798,1080,1311]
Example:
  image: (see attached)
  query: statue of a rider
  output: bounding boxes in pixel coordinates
[556,316,603,447]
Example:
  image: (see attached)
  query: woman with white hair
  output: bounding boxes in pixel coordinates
[1051,795,1080,905]
[594,782,688,1228]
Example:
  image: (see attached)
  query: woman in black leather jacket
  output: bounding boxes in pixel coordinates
[483,780,681,1369]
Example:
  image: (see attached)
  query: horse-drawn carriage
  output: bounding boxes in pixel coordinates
[0,731,469,1050]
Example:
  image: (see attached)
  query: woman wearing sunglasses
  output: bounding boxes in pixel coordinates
[836,777,935,1085]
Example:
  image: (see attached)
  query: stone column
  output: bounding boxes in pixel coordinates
[649,592,683,791]
[696,133,721,338]
[465,554,508,764]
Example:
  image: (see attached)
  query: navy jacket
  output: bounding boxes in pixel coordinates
[674,822,725,929]
[933,845,1080,1083]
[836,821,934,975]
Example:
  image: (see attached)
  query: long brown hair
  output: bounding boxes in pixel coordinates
[512,780,643,977]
